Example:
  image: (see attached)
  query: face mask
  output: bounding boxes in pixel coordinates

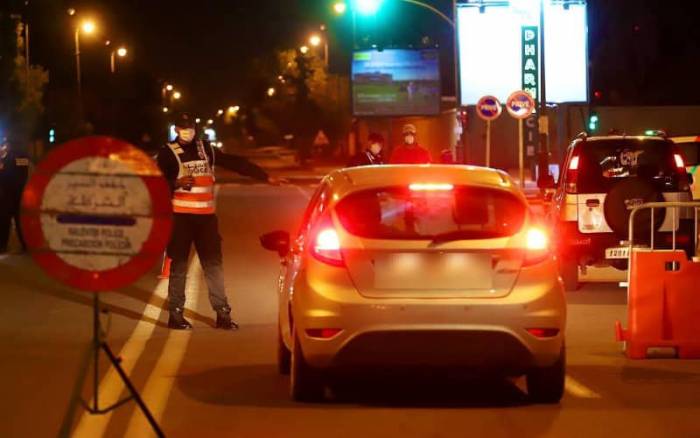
[179,128,195,143]
[369,143,382,155]
[404,135,415,145]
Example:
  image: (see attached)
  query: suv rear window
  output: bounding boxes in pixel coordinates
[335,186,526,240]
[576,139,678,192]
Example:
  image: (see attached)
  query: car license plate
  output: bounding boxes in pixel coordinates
[605,246,630,260]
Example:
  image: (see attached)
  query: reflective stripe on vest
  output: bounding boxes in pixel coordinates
[168,141,216,214]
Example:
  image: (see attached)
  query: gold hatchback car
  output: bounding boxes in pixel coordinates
[261,165,566,403]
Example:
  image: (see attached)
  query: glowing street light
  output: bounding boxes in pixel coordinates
[173,91,182,100]
[227,105,239,114]
[333,2,347,14]
[217,109,224,116]
[207,119,214,125]
[309,34,322,47]
[110,46,128,73]
[81,20,96,34]
[162,107,169,113]
[165,84,173,91]
[299,45,309,54]
[267,87,276,97]
[195,118,201,124]
[74,19,98,98]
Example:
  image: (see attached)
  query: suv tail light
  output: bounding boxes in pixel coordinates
[565,155,580,193]
[310,216,344,267]
[523,227,551,266]
[673,153,685,170]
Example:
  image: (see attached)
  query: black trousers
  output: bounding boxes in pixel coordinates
[166,213,229,311]
[0,205,26,252]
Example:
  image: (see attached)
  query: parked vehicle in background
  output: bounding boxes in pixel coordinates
[551,133,695,291]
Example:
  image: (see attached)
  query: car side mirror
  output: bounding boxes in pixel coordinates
[260,231,290,258]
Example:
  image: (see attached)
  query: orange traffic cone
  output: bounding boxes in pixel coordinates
[158,255,171,279]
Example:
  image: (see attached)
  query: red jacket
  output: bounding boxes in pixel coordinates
[389,144,431,164]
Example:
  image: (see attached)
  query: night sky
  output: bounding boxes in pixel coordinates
[14,0,700,117]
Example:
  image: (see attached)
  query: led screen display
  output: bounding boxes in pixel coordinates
[352,49,441,116]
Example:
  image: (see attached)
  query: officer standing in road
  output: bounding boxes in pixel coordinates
[348,132,385,167]
[157,112,279,330]
[389,124,431,164]
[0,137,30,255]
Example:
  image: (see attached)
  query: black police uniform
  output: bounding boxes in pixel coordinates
[0,149,30,252]
[156,136,269,329]
[348,149,384,167]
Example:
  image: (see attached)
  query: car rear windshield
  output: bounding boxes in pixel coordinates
[335,186,526,240]
[577,139,678,192]
[678,142,700,166]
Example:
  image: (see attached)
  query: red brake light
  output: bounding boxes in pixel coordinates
[306,328,342,339]
[569,155,580,171]
[674,153,685,169]
[523,227,551,266]
[526,328,560,338]
[409,183,454,191]
[565,155,580,193]
[311,222,344,266]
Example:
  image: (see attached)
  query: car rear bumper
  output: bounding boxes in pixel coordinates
[292,259,566,373]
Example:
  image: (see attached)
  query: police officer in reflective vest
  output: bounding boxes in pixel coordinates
[157,113,275,329]
[0,137,30,255]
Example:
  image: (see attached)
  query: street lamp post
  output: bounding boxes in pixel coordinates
[74,20,96,97]
[110,46,127,74]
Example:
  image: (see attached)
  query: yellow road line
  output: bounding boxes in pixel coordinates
[122,259,203,437]
[72,259,197,437]
[565,375,601,399]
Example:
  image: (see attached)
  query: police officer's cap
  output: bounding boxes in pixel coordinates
[173,112,196,129]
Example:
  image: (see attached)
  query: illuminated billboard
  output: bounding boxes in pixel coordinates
[352,49,441,116]
[457,1,588,105]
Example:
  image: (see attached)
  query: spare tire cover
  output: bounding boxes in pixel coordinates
[603,178,665,241]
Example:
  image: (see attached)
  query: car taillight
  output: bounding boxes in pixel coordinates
[409,183,454,191]
[526,328,560,338]
[305,328,342,339]
[674,153,685,170]
[523,227,551,266]
[565,155,579,193]
[311,224,344,266]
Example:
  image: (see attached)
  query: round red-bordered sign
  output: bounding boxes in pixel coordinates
[21,136,173,291]
[476,95,502,121]
[506,90,536,119]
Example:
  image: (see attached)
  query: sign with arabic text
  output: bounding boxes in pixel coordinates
[21,136,172,291]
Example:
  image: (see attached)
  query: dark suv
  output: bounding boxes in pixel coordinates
[551,133,695,290]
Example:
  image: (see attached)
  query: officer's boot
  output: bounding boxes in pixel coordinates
[215,306,239,330]
[168,307,192,330]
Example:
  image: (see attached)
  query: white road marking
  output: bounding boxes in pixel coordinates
[295,185,312,201]
[71,259,198,437]
[122,259,203,437]
[565,375,601,399]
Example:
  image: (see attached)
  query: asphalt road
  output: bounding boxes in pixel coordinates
[2,182,700,438]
